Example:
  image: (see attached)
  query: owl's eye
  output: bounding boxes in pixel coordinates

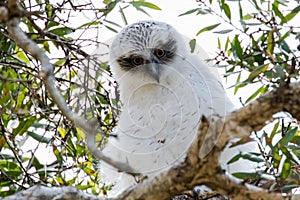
[132,57,144,66]
[154,49,165,58]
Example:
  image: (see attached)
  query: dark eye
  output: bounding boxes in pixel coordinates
[154,49,165,58]
[132,56,144,66]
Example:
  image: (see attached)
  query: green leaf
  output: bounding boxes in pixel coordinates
[227,153,242,164]
[270,121,280,140]
[232,172,258,179]
[234,82,248,95]
[281,127,298,145]
[243,14,253,20]
[281,40,291,53]
[178,8,199,17]
[273,147,281,168]
[45,4,53,18]
[291,5,300,13]
[213,29,233,34]
[130,1,161,10]
[49,27,74,36]
[232,35,243,60]
[119,6,128,25]
[248,63,269,80]
[43,41,50,53]
[54,59,66,67]
[15,92,25,110]
[77,184,92,190]
[47,21,59,29]
[245,85,268,103]
[267,29,275,54]
[27,131,51,144]
[225,37,230,51]
[78,21,101,29]
[274,65,285,79]
[280,160,291,180]
[285,12,297,22]
[13,116,36,136]
[241,152,265,163]
[16,51,30,64]
[272,3,287,24]
[104,25,118,33]
[196,23,221,36]
[189,39,196,53]
[53,145,63,165]
[280,185,299,192]
[102,0,118,15]
[222,3,231,20]
[234,73,241,94]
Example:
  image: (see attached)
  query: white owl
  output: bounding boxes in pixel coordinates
[100,20,234,197]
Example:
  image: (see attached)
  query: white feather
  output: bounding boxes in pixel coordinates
[100,20,235,197]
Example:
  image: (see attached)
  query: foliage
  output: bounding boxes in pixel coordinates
[0,0,299,198]
[181,0,300,194]
[0,0,160,197]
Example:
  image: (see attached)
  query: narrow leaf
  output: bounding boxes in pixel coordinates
[248,63,269,80]
[27,131,51,144]
[272,3,287,24]
[241,152,265,163]
[189,39,196,53]
[222,3,231,20]
[196,23,221,36]
[104,25,118,33]
[78,21,101,29]
[281,127,298,145]
[49,27,74,36]
[232,172,258,179]
[227,153,242,164]
[213,29,233,34]
[267,29,275,54]
[245,85,265,103]
[234,73,241,94]
[13,116,36,136]
[233,36,243,59]
[119,6,128,25]
[130,2,161,10]
[179,8,199,17]
[280,160,291,180]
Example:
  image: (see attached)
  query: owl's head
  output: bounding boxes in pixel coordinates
[109,21,188,84]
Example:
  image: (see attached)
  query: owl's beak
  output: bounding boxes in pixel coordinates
[147,57,162,83]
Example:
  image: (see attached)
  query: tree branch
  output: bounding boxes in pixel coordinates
[4,0,135,173]
[115,82,300,200]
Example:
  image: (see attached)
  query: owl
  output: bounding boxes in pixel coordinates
[100,20,233,197]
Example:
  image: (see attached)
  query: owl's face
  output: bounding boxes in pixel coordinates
[109,21,186,83]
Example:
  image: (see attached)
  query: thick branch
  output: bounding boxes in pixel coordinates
[116,82,300,200]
